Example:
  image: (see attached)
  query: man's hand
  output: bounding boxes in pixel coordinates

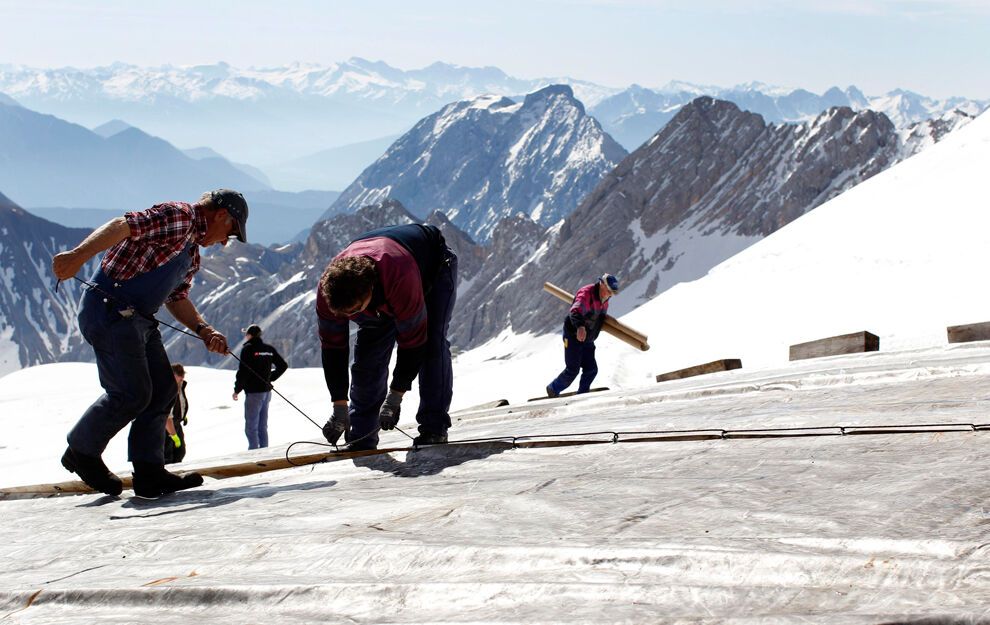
[322,403,350,446]
[170,434,182,449]
[576,326,587,342]
[379,390,403,430]
[197,325,228,354]
[232,392,239,402]
[52,250,86,281]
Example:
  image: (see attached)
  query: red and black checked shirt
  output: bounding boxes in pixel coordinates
[101,202,207,303]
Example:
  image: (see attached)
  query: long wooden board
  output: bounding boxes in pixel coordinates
[947,321,990,344]
[527,387,609,402]
[656,358,742,382]
[543,282,649,351]
[789,331,879,361]
[0,446,410,499]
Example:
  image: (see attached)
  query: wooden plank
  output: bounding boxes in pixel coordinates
[0,447,410,499]
[544,282,648,343]
[451,399,509,415]
[947,321,990,344]
[527,387,609,402]
[656,358,742,382]
[542,282,650,351]
[789,331,879,361]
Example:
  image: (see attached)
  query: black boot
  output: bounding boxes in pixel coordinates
[413,431,448,446]
[61,446,123,496]
[132,462,203,499]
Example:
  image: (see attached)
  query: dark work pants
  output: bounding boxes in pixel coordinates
[548,334,598,395]
[347,252,458,447]
[68,294,176,464]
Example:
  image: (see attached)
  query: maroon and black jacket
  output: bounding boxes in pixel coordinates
[316,224,446,401]
[563,283,610,342]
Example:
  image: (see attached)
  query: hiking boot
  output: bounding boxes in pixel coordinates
[132,462,203,499]
[61,446,123,496]
[546,385,558,398]
[413,431,448,446]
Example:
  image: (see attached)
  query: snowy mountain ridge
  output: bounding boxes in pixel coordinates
[592,83,988,150]
[444,98,969,349]
[327,85,627,241]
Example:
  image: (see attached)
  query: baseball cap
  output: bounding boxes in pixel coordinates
[600,273,620,294]
[211,189,249,243]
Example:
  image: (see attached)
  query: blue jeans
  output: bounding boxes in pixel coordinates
[243,391,272,449]
[347,252,458,447]
[548,335,598,395]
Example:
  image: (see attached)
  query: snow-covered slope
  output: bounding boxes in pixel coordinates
[3,344,990,622]
[617,109,990,374]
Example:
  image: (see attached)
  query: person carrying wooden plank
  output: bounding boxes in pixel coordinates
[545,274,619,398]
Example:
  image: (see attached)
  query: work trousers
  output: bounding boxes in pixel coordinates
[548,334,598,395]
[347,252,458,447]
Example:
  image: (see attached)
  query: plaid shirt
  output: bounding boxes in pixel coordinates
[101,202,207,303]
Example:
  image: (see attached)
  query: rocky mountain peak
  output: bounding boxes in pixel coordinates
[523,84,581,112]
[327,85,626,242]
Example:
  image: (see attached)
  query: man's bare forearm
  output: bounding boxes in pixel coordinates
[52,217,131,280]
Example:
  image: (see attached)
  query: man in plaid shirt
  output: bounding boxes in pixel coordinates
[52,189,249,498]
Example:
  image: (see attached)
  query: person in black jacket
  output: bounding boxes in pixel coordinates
[164,363,188,464]
[232,325,288,449]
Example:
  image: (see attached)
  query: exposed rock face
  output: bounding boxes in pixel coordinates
[446,97,957,348]
[326,85,626,242]
[0,193,96,375]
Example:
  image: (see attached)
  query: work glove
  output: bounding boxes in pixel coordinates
[322,404,350,446]
[170,434,182,449]
[379,390,403,431]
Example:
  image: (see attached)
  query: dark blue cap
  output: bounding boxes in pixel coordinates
[600,273,619,294]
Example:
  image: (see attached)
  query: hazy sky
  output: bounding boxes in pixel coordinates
[1,0,987,99]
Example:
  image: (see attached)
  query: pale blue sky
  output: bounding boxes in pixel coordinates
[0,0,987,98]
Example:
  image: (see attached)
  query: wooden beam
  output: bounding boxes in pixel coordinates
[543,282,650,351]
[789,331,879,361]
[528,387,610,402]
[947,321,990,344]
[656,359,742,382]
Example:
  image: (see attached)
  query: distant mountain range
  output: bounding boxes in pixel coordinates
[327,85,627,241]
[590,83,988,151]
[0,100,338,245]
[1,60,985,188]
[0,99,269,207]
[0,91,978,373]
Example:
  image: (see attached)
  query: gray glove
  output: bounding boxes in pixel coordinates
[379,390,403,431]
[322,403,350,446]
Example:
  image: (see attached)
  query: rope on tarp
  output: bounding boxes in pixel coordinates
[279,420,985,468]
